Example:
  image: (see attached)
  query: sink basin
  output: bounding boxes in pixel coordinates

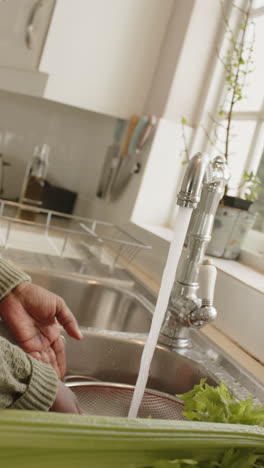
[27,269,152,333]
[21,265,264,405]
[24,269,220,402]
[64,329,218,396]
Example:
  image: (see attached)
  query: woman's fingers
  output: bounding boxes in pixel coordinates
[51,335,66,378]
[55,298,83,340]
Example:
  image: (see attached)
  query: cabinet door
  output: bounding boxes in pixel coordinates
[39,0,173,119]
[0,0,55,70]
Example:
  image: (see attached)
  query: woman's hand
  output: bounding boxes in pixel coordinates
[0,282,83,379]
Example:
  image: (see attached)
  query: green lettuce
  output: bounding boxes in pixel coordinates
[177,378,264,426]
[141,380,264,468]
[144,448,264,467]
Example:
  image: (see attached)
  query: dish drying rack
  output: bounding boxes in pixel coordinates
[0,199,152,271]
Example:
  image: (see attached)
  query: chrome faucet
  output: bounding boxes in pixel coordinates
[159,152,230,349]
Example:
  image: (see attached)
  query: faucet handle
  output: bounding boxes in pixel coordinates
[198,259,217,306]
[188,260,217,328]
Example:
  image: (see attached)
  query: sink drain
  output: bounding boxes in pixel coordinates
[66,380,185,420]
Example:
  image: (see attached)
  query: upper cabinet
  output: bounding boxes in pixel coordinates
[0,0,55,97]
[0,0,55,70]
[0,1,223,123]
[0,0,175,118]
[39,0,174,118]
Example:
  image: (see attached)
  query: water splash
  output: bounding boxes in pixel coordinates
[128,206,193,418]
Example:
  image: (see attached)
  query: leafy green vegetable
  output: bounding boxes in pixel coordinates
[1,406,264,467]
[144,380,264,468]
[219,448,264,468]
[177,378,264,426]
[143,448,264,468]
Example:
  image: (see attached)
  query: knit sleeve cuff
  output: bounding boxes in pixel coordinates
[11,356,58,411]
[0,258,31,301]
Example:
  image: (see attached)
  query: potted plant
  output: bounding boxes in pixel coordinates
[203,0,263,260]
[206,171,262,260]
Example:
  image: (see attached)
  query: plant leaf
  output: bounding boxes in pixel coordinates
[177,379,264,426]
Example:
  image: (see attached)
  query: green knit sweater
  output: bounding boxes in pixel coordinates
[0,258,58,410]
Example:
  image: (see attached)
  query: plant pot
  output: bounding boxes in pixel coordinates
[221,195,252,211]
[206,197,257,260]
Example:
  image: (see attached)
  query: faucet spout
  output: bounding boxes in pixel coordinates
[159,153,230,349]
[177,152,211,209]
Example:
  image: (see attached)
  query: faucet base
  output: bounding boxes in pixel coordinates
[159,332,193,349]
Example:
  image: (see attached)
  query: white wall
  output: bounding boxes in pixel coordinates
[132,118,193,228]
[84,119,193,229]
[84,132,156,225]
[214,266,264,363]
[0,90,160,226]
[0,91,116,215]
[145,0,227,126]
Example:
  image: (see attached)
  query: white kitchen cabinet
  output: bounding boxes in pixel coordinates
[0,0,55,70]
[39,0,174,119]
[0,0,55,97]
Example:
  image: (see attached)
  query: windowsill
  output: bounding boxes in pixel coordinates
[135,222,264,295]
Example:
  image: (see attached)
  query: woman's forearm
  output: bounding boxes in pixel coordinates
[0,336,58,410]
[0,258,30,301]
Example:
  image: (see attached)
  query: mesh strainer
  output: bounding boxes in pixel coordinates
[66,380,185,420]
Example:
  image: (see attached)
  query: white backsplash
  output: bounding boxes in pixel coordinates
[0,91,116,215]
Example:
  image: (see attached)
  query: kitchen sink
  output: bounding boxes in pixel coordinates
[63,329,218,396]
[3,263,263,407]
[27,269,152,333]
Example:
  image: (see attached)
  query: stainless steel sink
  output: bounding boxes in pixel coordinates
[19,268,219,397]
[21,265,264,404]
[64,330,218,395]
[62,327,264,404]
[27,269,152,333]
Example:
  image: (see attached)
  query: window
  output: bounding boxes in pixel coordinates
[184,1,264,270]
[204,2,264,258]
[254,151,264,232]
[231,5,264,234]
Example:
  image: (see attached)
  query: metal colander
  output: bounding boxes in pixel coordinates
[66,380,185,420]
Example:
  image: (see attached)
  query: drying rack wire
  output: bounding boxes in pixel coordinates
[0,199,152,271]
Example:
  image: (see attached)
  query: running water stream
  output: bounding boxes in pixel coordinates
[128,206,193,418]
